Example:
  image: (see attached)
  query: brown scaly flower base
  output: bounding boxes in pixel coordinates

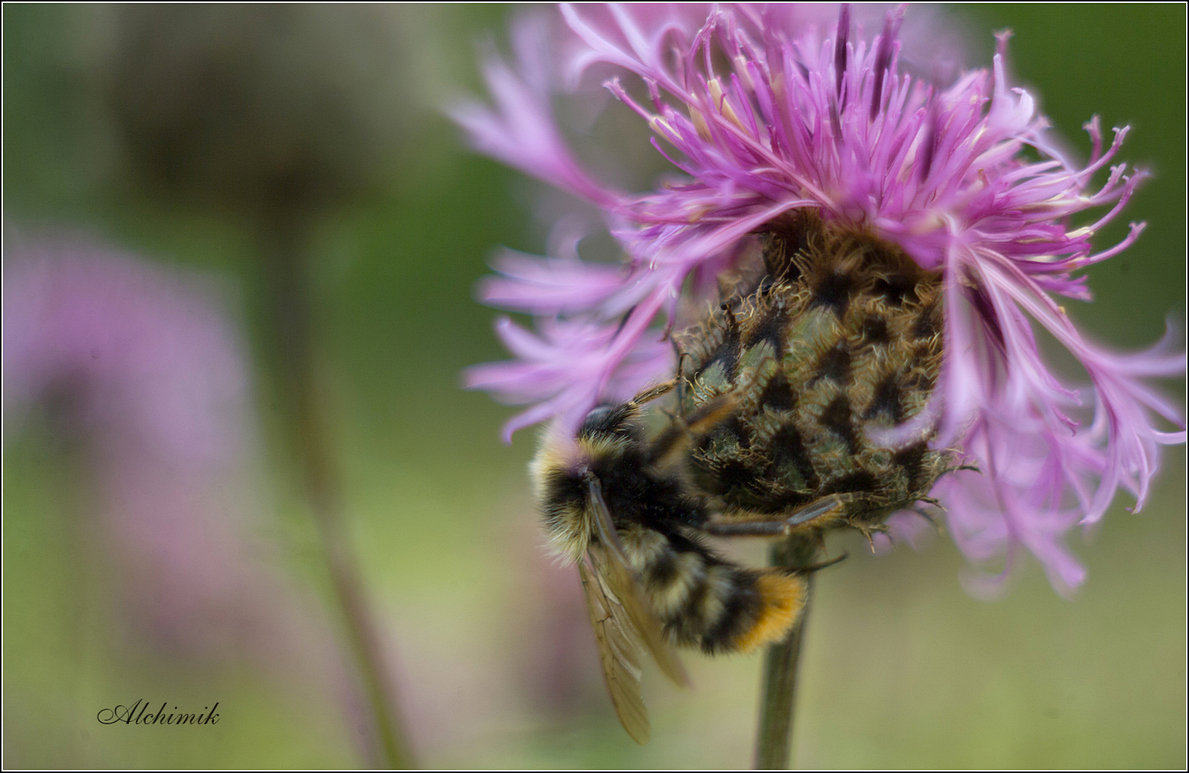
[674,210,951,543]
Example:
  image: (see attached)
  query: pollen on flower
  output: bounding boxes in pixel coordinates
[706,78,744,130]
[689,107,711,142]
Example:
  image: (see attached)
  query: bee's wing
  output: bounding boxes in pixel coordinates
[577,558,651,744]
[585,476,690,688]
[577,475,689,743]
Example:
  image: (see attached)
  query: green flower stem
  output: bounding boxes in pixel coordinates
[754,534,819,770]
[259,210,415,769]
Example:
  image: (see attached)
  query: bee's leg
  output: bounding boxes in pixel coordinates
[852,522,889,553]
[703,494,855,536]
[646,391,738,466]
[851,494,949,550]
[906,499,946,532]
[673,346,690,383]
[908,506,938,526]
[798,552,848,573]
[673,348,691,409]
[630,379,677,406]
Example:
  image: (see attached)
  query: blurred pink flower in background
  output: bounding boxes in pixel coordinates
[455,4,1185,594]
[3,236,349,686]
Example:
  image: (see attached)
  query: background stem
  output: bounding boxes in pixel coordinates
[258,208,415,769]
[753,535,819,770]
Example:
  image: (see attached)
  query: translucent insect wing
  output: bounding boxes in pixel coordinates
[577,558,652,743]
[585,476,688,687]
[577,476,689,742]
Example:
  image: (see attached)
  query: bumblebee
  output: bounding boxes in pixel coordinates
[531,210,953,742]
[531,385,809,743]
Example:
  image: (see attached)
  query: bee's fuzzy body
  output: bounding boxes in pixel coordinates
[529,211,953,740]
[532,406,807,655]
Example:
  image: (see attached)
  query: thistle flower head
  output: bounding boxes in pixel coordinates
[455,4,1185,593]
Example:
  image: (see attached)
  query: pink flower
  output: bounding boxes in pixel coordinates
[454,4,1185,593]
[2,237,346,677]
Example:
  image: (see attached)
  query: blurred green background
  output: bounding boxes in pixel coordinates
[3,4,1184,769]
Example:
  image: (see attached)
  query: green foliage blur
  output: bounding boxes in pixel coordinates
[4,4,1184,769]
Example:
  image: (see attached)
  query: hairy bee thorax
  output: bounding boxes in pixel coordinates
[531,402,708,564]
[676,210,950,531]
